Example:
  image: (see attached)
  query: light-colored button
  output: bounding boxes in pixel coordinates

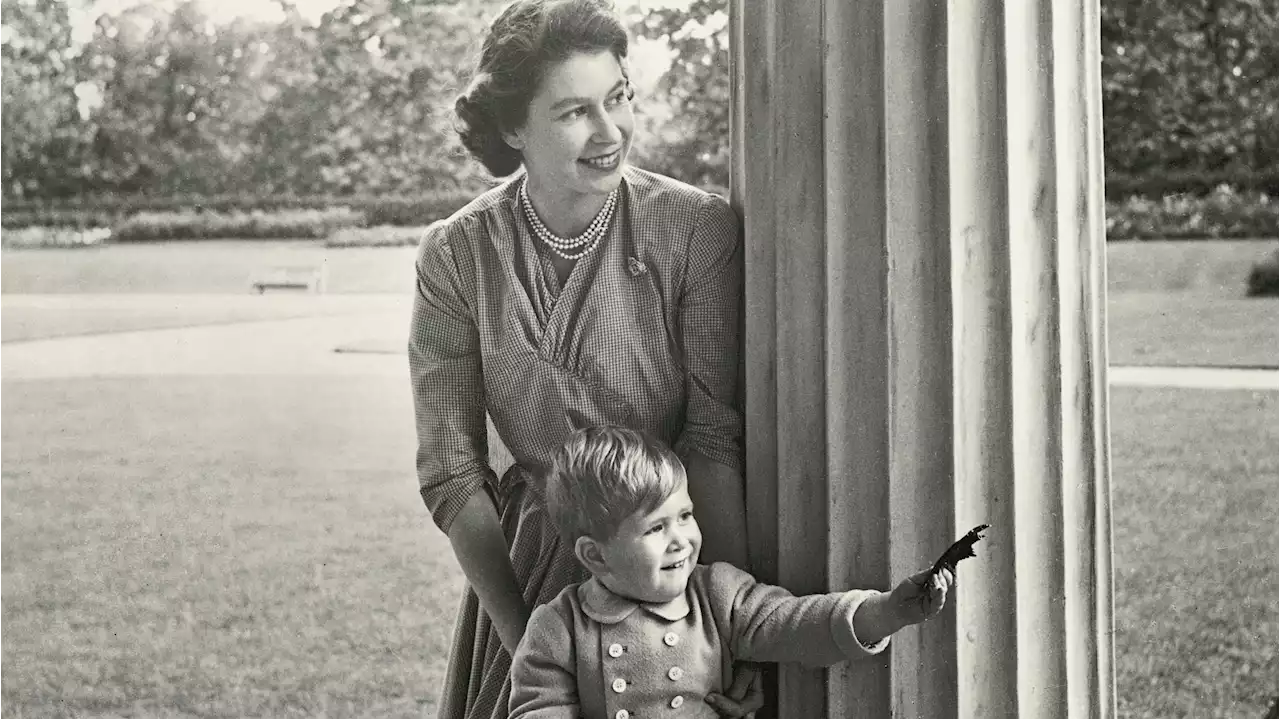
[670,695,685,709]
[612,678,627,693]
[668,666,684,681]
[614,711,629,719]
[608,643,624,658]
[663,632,680,647]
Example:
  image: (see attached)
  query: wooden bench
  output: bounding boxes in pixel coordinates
[250,264,327,294]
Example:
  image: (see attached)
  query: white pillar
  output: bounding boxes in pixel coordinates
[730,1,1115,716]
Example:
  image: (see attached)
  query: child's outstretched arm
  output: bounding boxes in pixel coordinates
[849,568,954,645]
[509,604,580,719]
[706,563,952,667]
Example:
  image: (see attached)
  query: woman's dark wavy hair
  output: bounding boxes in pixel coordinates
[454,0,629,177]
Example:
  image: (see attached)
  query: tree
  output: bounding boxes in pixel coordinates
[630,0,730,190]
[76,1,277,194]
[244,0,503,195]
[1100,0,1277,194]
[1,0,87,197]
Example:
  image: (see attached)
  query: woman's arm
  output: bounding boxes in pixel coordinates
[685,450,749,568]
[447,493,531,652]
[675,194,749,569]
[410,222,529,652]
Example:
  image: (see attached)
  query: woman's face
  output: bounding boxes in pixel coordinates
[506,50,634,201]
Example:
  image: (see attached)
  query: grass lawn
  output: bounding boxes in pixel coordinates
[1110,387,1278,718]
[1106,239,1277,295]
[0,295,406,344]
[1107,293,1277,367]
[0,242,418,296]
[1105,239,1278,367]
[1,376,462,718]
[4,238,1276,366]
[0,237,1276,717]
[2,381,1276,717]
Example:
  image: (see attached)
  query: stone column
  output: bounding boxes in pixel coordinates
[729,1,1114,716]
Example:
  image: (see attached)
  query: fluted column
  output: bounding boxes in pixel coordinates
[729,1,1114,717]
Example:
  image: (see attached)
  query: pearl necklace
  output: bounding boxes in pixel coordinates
[520,179,618,260]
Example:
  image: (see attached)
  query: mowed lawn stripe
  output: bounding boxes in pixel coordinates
[2,376,460,718]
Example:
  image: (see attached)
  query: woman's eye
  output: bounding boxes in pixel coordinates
[562,107,587,120]
[646,524,663,535]
[679,511,694,521]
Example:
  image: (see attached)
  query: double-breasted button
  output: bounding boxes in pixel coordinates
[611,678,627,693]
[608,643,624,658]
[614,711,629,719]
[670,695,685,709]
[663,632,680,647]
[668,666,684,681]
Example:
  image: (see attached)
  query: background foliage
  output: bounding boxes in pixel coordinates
[1,0,1276,226]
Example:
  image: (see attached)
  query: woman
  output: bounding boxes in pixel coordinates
[409,1,757,716]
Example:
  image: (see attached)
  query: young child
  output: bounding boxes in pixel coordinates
[509,426,955,718]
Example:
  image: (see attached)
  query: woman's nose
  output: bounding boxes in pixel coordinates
[591,108,623,144]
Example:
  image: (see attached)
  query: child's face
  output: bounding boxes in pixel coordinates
[596,483,702,604]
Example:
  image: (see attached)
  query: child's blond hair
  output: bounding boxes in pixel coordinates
[545,426,686,543]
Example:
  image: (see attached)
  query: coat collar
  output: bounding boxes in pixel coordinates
[578,576,691,624]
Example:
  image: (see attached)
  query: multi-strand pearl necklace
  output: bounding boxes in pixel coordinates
[520,179,618,261]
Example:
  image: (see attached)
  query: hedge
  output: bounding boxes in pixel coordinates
[3,188,1275,242]
[324,225,432,248]
[1,227,112,249]
[110,209,365,242]
[1,191,476,230]
[1105,169,1278,202]
[1105,187,1277,240]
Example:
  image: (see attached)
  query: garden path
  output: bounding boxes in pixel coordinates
[2,294,1275,390]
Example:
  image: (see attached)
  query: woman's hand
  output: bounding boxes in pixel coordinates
[446,492,532,655]
[494,603,532,654]
[704,662,765,718]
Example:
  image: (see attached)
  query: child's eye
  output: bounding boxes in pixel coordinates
[679,510,694,521]
[645,523,664,535]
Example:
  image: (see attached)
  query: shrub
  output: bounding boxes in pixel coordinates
[359,193,475,226]
[110,209,365,242]
[1,208,119,230]
[2,192,474,231]
[325,225,433,248]
[1,227,112,249]
[1106,186,1278,240]
[1246,249,1279,297]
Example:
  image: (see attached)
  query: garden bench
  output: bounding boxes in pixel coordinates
[250,264,327,294]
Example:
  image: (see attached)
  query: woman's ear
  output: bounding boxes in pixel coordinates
[503,127,526,151]
[575,535,609,575]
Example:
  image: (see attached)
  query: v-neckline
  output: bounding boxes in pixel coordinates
[536,226,597,308]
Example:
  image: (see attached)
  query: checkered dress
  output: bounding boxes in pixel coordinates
[409,166,744,719]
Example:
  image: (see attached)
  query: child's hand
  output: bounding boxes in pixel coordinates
[888,567,954,627]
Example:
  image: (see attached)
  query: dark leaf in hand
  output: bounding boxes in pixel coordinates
[931,524,990,576]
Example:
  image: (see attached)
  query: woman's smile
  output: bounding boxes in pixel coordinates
[580,148,622,171]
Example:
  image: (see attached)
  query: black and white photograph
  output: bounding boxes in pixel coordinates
[1,0,1277,716]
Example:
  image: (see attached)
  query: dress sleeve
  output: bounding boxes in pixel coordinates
[408,220,497,534]
[509,603,581,719]
[672,194,744,472]
[705,562,891,667]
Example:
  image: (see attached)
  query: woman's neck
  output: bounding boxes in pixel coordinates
[524,176,610,238]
